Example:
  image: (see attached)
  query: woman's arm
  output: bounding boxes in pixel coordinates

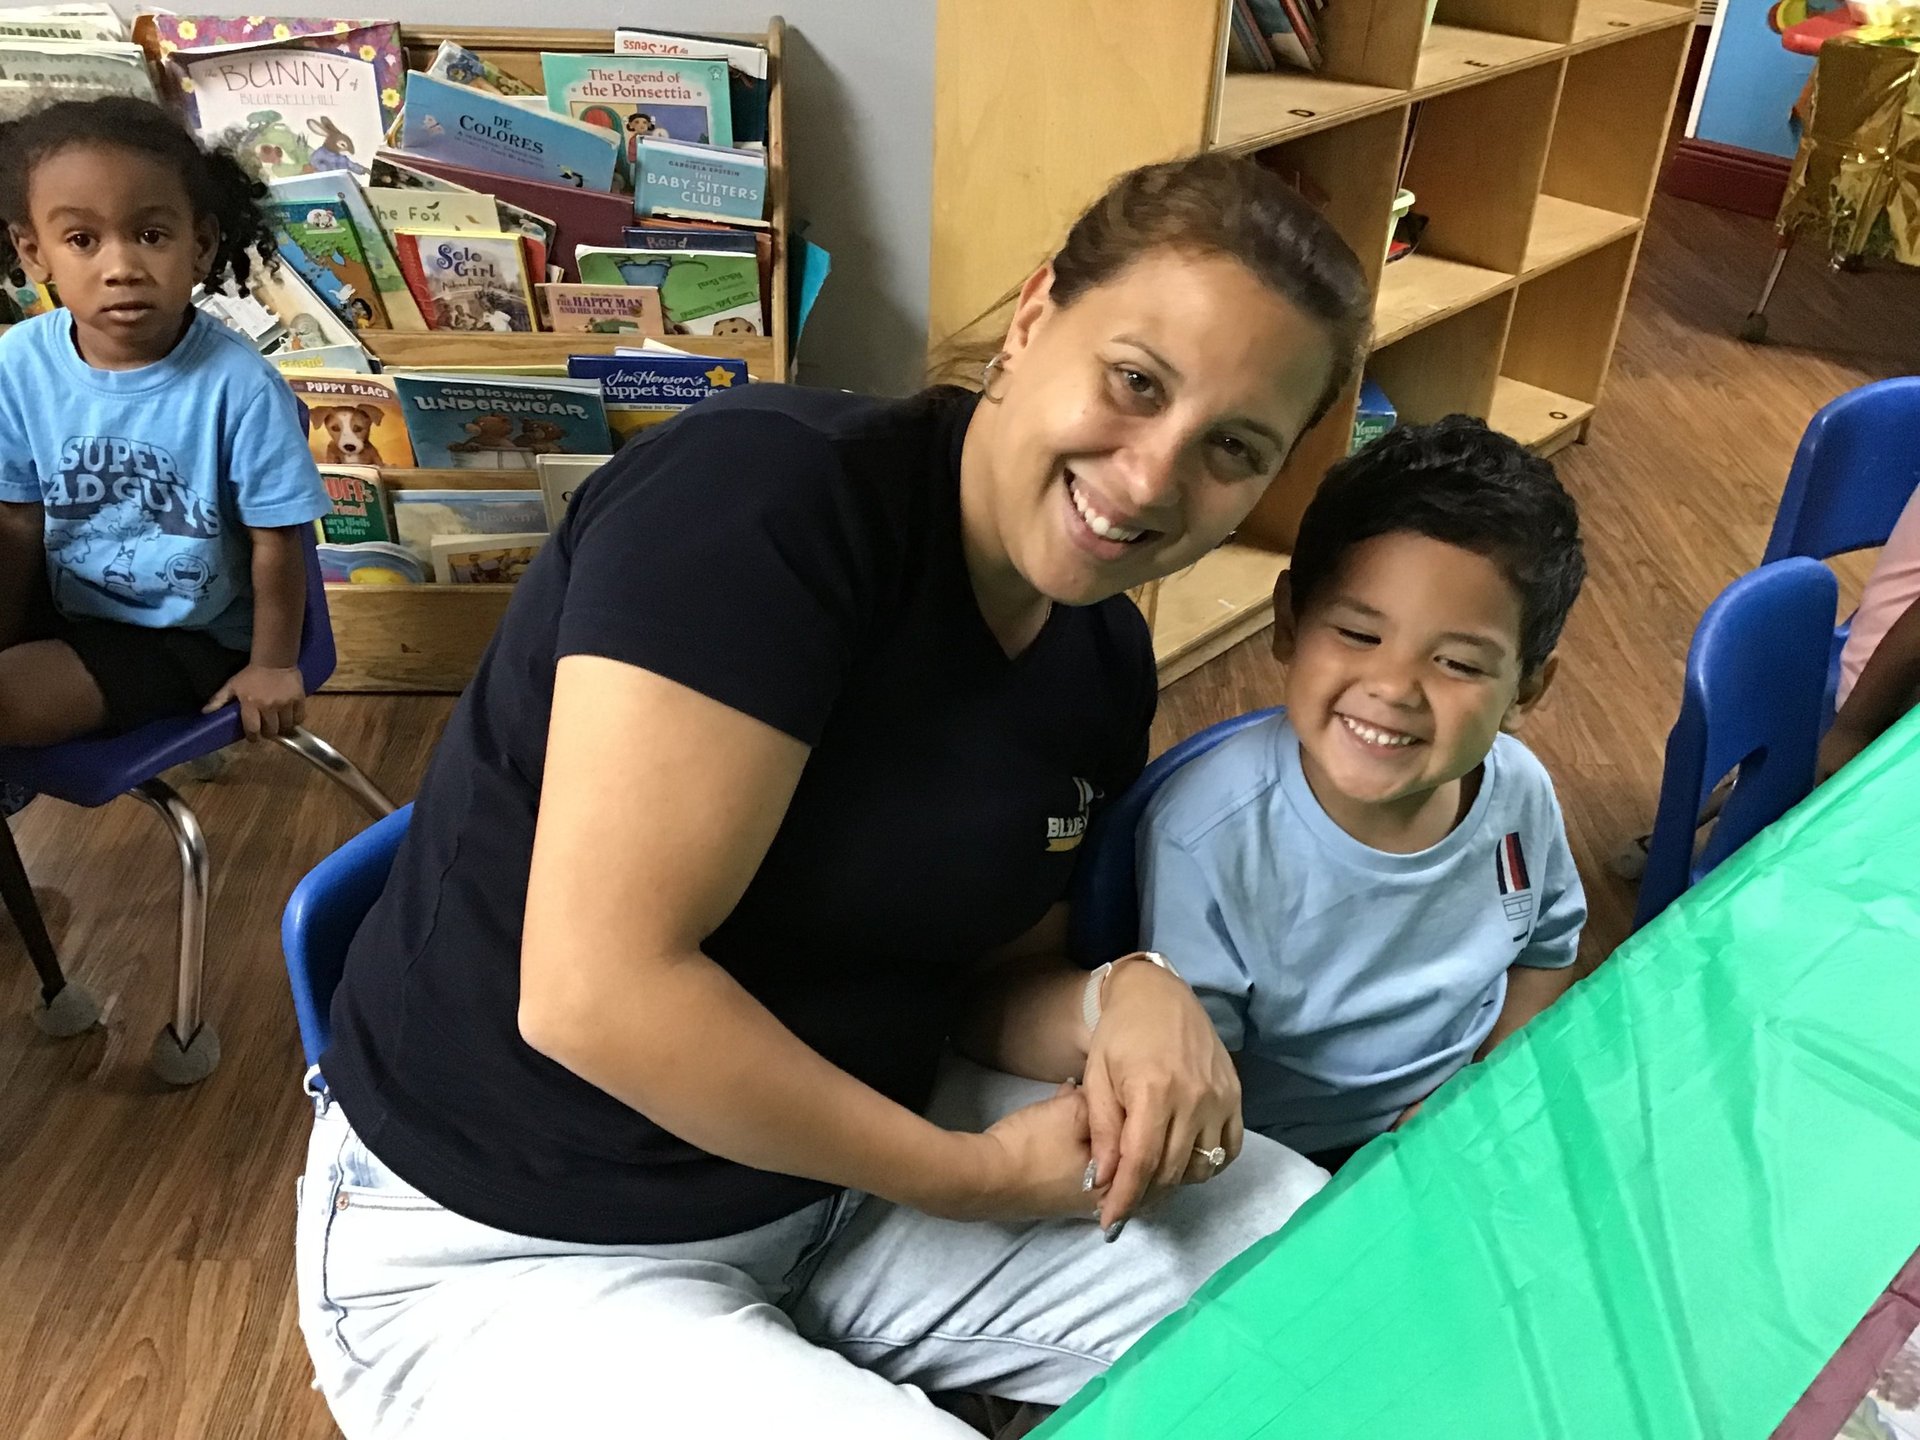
[519,654,1093,1222]
[957,908,1243,1230]
[1820,594,1920,781]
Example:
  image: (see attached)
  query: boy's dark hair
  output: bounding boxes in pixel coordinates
[0,96,277,290]
[1289,414,1586,676]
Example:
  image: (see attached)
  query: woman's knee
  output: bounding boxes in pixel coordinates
[1124,1133,1327,1293]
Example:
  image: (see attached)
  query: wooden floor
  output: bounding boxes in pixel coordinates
[3,196,1917,1438]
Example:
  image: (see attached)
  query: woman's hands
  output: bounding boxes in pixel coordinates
[1082,958,1243,1230]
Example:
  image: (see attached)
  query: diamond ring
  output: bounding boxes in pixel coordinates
[1192,1145,1226,1169]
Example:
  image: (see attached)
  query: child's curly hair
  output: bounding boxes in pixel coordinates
[0,95,278,290]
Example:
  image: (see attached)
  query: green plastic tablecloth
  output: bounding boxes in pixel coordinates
[1042,710,1920,1440]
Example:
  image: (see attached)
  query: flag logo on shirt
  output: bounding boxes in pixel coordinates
[1494,831,1535,940]
[1046,778,1096,853]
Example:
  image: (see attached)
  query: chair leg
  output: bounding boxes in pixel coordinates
[1742,235,1793,342]
[132,778,219,1084]
[274,727,396,821]
[1,817,102,1035]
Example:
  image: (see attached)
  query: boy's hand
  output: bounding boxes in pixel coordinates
[205,664,306,740]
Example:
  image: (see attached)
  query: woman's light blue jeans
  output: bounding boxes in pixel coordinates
[296,1059,1327,1438]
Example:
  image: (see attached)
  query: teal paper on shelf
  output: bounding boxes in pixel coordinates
[1040,708,1920,1440]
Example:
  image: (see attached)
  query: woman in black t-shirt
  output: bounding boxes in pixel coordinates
[299,154,1374,1437]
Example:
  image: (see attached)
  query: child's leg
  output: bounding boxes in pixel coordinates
[0,640,110,747]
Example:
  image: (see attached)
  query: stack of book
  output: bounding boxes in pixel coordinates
[1227,0,1332,73]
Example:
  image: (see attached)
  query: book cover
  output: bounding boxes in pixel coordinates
[391,490,551,563]
[611,27,766,147]
[0,39,156,117]
[392,229,535,333]
[317,540,424,585]
[574,247,763,337]
[566,352,748,444]
[401,71,619,193]
[151,18,402,181]
[535,453,609,528]
[431,531,547,584]
[633,137,766,226]
[284,372,414,467]
[424,39,537,98]
[539,283,666,335]
[271,173,427,330]
[621,224,759,254]
[0,6,126,43]
[243,254,363,353]
[264,198,372,328]
[195,283,285,351]
[541,53,733,179]
[365,186,501,236]
[317,465,391,544]
[391,374,612,470]
[267,196,386,328]
[379,150,632,280]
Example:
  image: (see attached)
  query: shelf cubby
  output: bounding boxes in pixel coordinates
[1258,106,1411,299]
[1544,22,1693,221]
[1368,291,1516,425]
[1435,0,1580,44]
[1502,234,1639,412]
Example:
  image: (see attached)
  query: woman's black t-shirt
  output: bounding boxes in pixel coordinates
[320,383,1157,1245]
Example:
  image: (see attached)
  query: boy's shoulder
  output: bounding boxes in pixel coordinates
[1141,710,1293,853]
[188,310,290,398]
[1484,732,1569,831]
[0,310,65,365]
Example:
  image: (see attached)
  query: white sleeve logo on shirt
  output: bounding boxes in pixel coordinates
[1494,831,1535,942]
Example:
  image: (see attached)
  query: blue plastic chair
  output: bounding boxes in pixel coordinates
[0,527,396,1083]
[280,803,412,1070]
[1761,376,1920,717]
[1634,559,1838,931]
[1069,707,1283,967]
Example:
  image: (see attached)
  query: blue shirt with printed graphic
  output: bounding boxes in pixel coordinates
[1137,713,1586,1153]
[0,309,327,651]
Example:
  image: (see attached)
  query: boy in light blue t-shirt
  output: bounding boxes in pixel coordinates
[1138,417,1588,1166]
[0,98,327,762]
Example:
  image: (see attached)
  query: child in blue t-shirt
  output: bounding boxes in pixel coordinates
[1138,417,1589,1167]
[0,97,328,751]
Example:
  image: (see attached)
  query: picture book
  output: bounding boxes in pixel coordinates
[0,39,155,117]
[539,283,666,336]
[621,224,758,254]
[392,229,536,333]
[633,137,766,226]
[271,173,426,329]
[273,342,373,375]
[540,53,733,180]
[195,283,286,352]
[148,17,403,181]
[317,540,425,585]
[423,39,537,98]
[244,254,362,353]
[0,6,126,43]
[612,27,767,147]
[535,453,610,528]
[573,247,763,337]
[365,186,501,236]
[391,374,612,470]
[400,71,619,194]
[431,531,547,585]
[377,150,630,280]
[566,352,748,444]
[266,196,386,328]
[283,372,414,468]
[317,465,392,545]
[391,490,551,564]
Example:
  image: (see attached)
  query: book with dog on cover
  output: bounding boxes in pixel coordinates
[282,371,413,468]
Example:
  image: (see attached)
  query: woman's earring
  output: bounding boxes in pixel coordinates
[981,351,1010,404]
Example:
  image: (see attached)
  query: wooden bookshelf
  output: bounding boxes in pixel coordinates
[929,0,1695,682]
[317,21,790,693]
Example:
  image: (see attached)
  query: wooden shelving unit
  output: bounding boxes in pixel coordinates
[931,0,1694,682]
[317,22,790,692]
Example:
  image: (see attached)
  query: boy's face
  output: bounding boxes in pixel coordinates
[10,143,217,369]
[1278,531,1551,825]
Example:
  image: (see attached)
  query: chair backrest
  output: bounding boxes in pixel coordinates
[1069,707,1283,966]
[280,802,412,1067]
[1635,560,1837,930]
[1763,377,1920,566]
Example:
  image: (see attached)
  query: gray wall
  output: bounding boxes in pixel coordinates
[202,2,937,393]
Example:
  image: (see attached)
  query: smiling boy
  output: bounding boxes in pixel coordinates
[1136,416,1588,1166]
